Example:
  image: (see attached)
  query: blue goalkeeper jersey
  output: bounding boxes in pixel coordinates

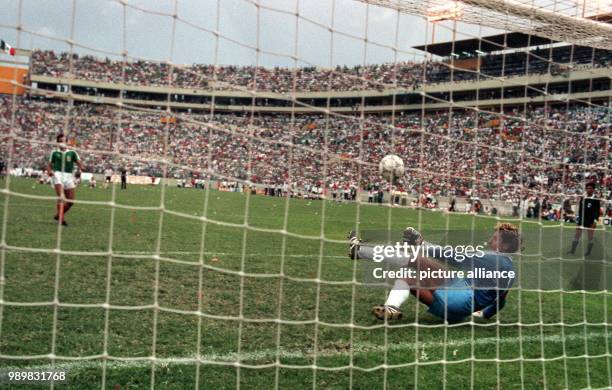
[424,243,515,318]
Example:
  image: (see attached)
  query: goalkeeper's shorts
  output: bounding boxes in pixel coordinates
[427,278,474,322]
[51,172,76,190]
[576,218,596,228]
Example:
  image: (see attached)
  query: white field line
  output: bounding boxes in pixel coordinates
[3,332,608,372]
[112,251,346,259]
[2,247,347,259]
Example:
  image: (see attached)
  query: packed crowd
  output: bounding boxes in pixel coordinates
[1,96,609,203]
[30,47,611,92]
[31,50,422,92]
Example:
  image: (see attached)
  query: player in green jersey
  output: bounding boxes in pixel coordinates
[47,134,84,226]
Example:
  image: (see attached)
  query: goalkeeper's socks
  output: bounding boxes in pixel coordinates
[568,240,579,254]
[585,242,594,256]
[385,279,410,308]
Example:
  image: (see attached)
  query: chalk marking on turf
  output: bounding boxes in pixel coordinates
[113,251,347,259]
[3,332,608,372]
[2,247,347,259]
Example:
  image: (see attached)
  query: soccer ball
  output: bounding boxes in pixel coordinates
[379,154,405,181]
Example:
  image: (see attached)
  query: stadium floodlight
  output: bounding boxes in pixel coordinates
[426,1,464,22]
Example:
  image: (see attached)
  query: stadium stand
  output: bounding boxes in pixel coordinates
[1,96,608,204]
[2,34,610,213]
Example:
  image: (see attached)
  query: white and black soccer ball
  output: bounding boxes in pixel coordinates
[378,154,405,181]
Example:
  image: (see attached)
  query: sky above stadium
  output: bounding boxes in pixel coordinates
[0,0,599,67]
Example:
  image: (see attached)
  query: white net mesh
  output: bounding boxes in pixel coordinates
[0,0,610,388]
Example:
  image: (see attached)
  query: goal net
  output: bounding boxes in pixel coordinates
[0,0,610,388]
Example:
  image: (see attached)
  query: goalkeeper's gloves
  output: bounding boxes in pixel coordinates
[402,227,423,245]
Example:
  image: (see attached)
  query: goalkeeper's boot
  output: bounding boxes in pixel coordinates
[403,227,423,245]
[347,230,360,260]
[372,305,403,321]
[567,240,579,255]
[585,242,594,257]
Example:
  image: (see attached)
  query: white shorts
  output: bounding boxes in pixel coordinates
[51,172,76,190]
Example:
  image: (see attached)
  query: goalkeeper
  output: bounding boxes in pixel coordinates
[567,182,601,257]
[348,223,518,322]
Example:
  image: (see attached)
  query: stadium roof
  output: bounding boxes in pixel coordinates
[588,12,612,24]
[413,32,557,57]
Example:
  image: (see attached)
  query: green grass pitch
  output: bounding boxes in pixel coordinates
[0,178,609,389]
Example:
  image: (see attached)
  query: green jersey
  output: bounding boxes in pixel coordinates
[49,149,80,173]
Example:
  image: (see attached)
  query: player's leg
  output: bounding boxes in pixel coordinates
[63,188,75,216]
[51,172,66,222]
[372,275,442,320]
[405,256,446,307]
[59,174,77,225]
[348,232,413,267]
[410,287,435,305]
[348,231,413,319]
[53,182,64,222]
[372,279,409,320]
[585,223,596,256]
[570,224,595,288]
[568,226,583,254]
[349,229,444,320]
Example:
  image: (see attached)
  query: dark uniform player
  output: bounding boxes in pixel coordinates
[568,182,601,256]
[120,168,127,190]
